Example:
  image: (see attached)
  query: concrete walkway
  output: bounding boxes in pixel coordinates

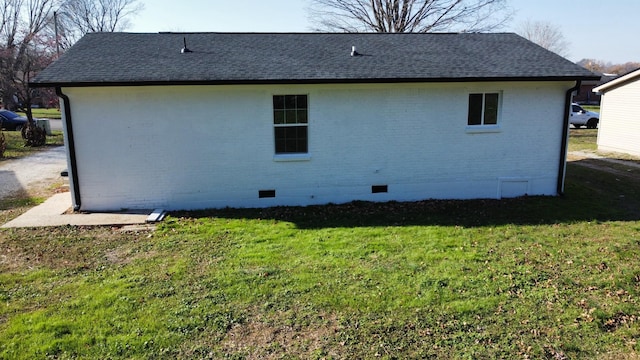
[2,193,153,228]
[1,146,154,228]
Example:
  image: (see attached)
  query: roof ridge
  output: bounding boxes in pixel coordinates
[131,31,517,35]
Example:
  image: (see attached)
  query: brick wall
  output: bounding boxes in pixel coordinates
[63,81,572,211]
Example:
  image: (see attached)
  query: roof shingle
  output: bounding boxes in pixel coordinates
[31,32,598,87]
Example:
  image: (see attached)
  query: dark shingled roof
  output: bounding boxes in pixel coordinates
[31,32,598,87]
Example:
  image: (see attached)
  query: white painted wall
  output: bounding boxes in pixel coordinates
[62,81,573,211]
[597,78,640,157]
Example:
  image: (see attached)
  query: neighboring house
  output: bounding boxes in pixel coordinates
[31,32,597,212]
[572,72,617,105]
[593,68,640,157]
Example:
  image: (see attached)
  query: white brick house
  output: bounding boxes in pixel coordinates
[593,68,640,157]
[32,33,597,211]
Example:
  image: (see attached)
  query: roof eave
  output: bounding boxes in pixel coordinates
[593,68,640,93]
[31,76,600,88]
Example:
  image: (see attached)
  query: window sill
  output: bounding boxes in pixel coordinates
[465,125,501,134]
[273,153,312,162]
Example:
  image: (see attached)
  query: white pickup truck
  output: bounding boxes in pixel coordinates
[570,103,599,129]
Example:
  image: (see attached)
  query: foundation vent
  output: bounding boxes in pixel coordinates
[259,190,276,198]
[371,185,388,194]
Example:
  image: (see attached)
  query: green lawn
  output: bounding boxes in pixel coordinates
[1,106,63,159]
[569,128,598,152]
[1,135,639,358]
[0,130,64,160]
[568,128,640,163]
[16,108,62,119]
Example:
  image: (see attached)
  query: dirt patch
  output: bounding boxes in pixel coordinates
[0,226,155,272]
[601,312,638,332]
[104,243,157,266]
[598,352,640,360]
[220,312,340,359]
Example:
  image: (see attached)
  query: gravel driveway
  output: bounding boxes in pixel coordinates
[0,146,67,199]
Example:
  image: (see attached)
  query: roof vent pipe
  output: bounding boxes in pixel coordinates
[350,45,359,57]
[181,37,192,53]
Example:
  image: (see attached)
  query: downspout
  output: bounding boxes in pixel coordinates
[56,87,81,211]
[557,80,581,195]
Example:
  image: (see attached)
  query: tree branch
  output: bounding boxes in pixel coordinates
[308,0,512,33]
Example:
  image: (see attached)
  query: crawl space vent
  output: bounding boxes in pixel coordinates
[259,190,276,198]
[371,185,388,194]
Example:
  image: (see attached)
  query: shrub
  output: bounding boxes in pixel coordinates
[21,120,46,147]
[0,128,6,157]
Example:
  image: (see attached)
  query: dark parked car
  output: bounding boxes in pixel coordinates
[0,109,28,131]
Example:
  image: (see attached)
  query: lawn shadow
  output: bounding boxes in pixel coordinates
[174,162,640,229]
[0,169,27,204]
[595,156,640,167]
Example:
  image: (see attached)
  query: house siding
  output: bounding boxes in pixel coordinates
[597,78,640,157]
[63,81,572,211]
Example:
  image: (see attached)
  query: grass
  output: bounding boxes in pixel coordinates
[568,128,640,165]
[1,133,639,358]
[16,108,62,119]
[569,128,598,152]
[0,130,64,160]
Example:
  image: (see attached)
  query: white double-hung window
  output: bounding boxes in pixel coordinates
[273,95,308,154]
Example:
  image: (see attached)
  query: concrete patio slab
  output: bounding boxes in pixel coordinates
[2,193,152,228]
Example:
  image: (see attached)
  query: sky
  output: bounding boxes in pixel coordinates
[128,0,638,64]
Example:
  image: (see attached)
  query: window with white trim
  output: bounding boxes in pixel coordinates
[273,95,308,154]
[467,92,500,126]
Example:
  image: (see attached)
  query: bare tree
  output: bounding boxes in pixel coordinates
[517,20,569,57]
[0,0,141,145]
[54,0,142,49]
[0,0,59,145]
[0,0,58,107]
[308,0,512,33]
[576,58,607,73]
[577,58,640,75]
[607,62,640,75]
[1,0,59,107]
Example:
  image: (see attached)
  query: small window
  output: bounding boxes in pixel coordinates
[468,93,500,126]
[274,95,308,154]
